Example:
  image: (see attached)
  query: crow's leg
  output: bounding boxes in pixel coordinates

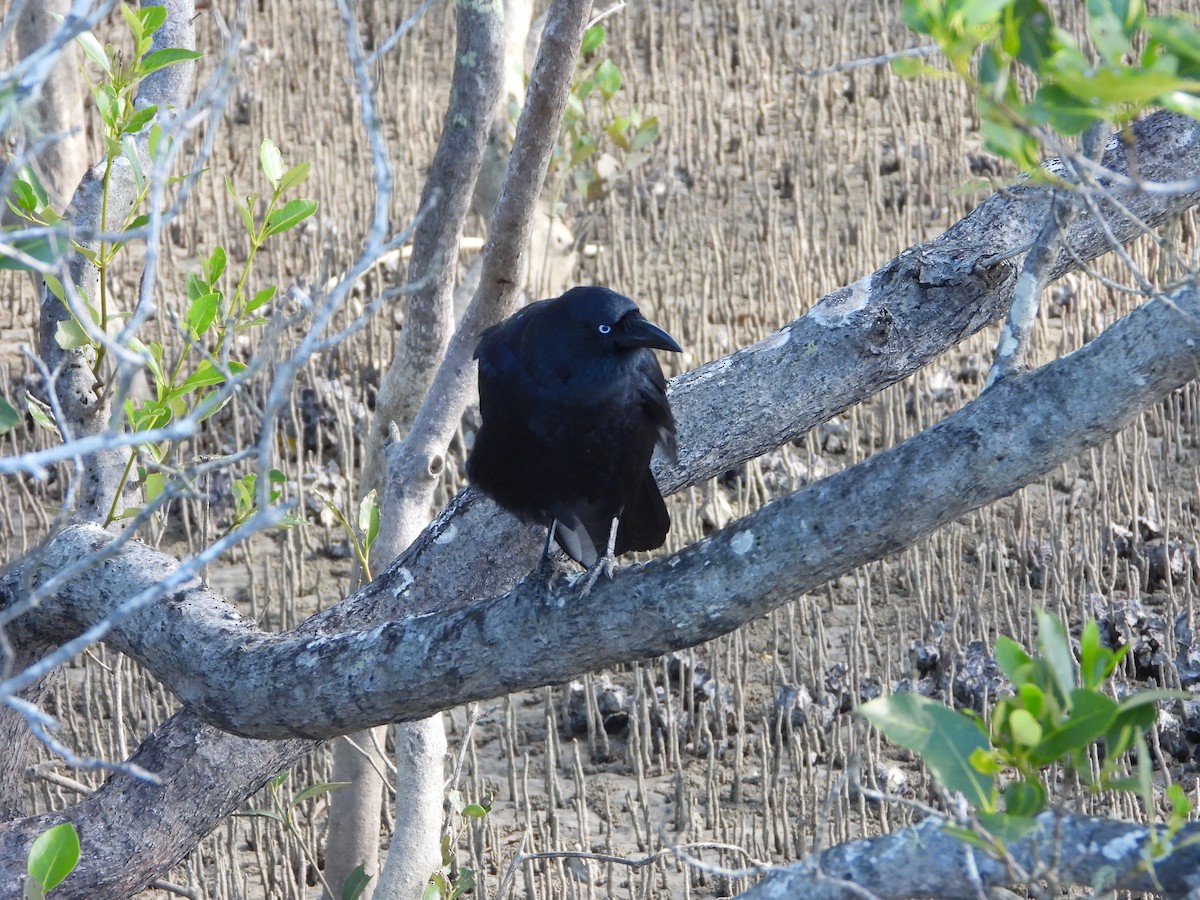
[577,516,619,598]
[529,520,563,602]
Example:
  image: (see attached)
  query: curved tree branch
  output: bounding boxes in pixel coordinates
[2,111,1199,895]
[5,275,1199,739]
[739,810,1200,898]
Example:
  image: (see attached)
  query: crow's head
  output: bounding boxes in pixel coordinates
[553,285,682,357]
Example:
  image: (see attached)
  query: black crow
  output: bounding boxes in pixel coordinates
[468,285,681,572]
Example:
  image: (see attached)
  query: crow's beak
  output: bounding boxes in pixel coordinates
[618,314,682,353]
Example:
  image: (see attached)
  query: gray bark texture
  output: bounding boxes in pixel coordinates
[330,0,506,894]
[0,110,1198,895]
[740,810,1200,898]
[6,275,1200,739]
[12,0,89,210]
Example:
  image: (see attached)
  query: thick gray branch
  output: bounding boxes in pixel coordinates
[356,109,1200,619]
[740,810,1200,898]
[7,276,1199,738]
[2,112,1198,896]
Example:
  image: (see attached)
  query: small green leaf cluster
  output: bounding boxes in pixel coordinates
[547,24,660,205]
[860,610,1189,849]
[316,489,381,580]
[20,5,200,314]
[23,822,79,899]
[2,6,318,529]
[897,0,1200,168]
[229,469,303,533]
[425,790,492,900]
[76,5,201,146]
[111,138,314,524]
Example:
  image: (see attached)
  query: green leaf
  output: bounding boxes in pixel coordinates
[1030,689,1117,763]
[144,471,165,503]
[960,0,1010,27]
[1031,83,1108,134]
[43,275,66,303]
[969,746,1003,775]
[264,199,317,237]
[174,359,246,396]
[120,3,144,41]
[193,390,232,424]
[594,58,622,99]
[246,285,277,313]
[630,117,660,153]
[0,396,20,436]
[994,635,1033,683]
[462,803,489,818]
[450,867,476,898]
[76,30,112,76]
[1162,90,1200,118]
[358,489,380,550]
[185,272,208,302]
[1002,779,1046,817]
[1035,609,1076,702]
[1016,682,1045,718]
[980,115,1040,169]
[95,84,119,130]
[148,123,168,159]
[1115,687,1189,713]
[237,808,286,823]
[975,810,1040,844]
[1078,620,1104,689]
[860,694,995,810]
[24,394,59,435]
[1007,708,1043,747]
[206,246,227,285]
[1167,781,1193,817]
[121,104,158,135]
[127,337,165,388]
[139,48,202,76]
[185,292,221,335]
[1054,64,1200,106]
[55,317,91,350]
[124,214,151,237]
[342,864,373,900]
[1146,15,1200,75]
[128,399,171,431]
[1088,0,1143,34]
[891,55,939,78]
[260,139,285,187]
[581,24,606,56]
[122,135,145,191]
[1013,0,1059,71]
[569,134,597,168]
[139,4,168,34]
[226,177,257,236]
[12,178,37,211]
[1089,10,1133,65]
[0,236,55,271]
[27,822,80,892]
[279,162,311,193]
[290,781,350,808]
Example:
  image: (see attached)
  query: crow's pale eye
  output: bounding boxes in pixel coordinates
[598,324,612,334]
